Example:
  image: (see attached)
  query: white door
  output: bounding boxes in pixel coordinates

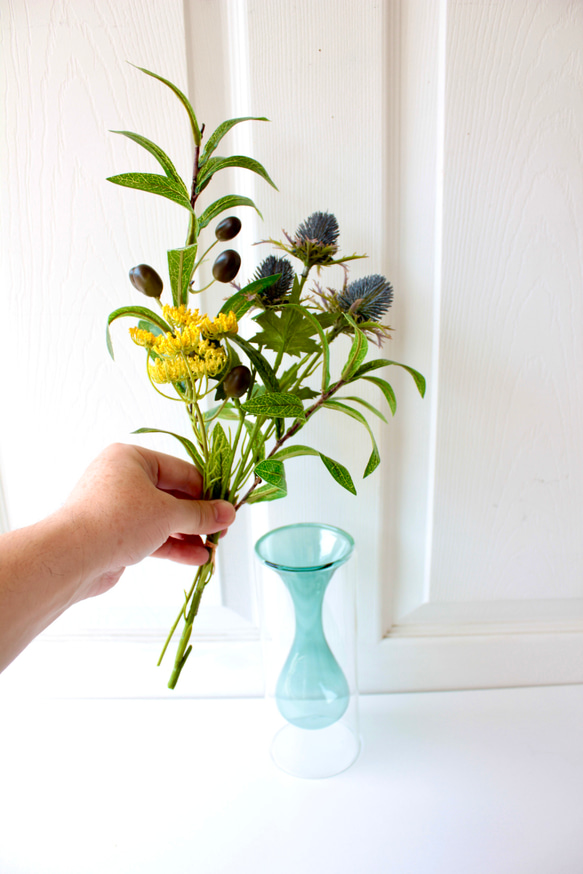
[1,0,582,697]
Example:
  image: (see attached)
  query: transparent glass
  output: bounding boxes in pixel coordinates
[255,523,360,778]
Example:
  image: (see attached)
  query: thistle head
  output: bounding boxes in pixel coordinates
[335,274,394,323]
[253,255,295,306]
[288,211,340,268]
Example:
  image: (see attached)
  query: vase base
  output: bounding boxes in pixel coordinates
[270,721,360,779]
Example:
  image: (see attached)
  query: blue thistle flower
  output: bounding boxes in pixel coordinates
[336,274,393,323]
[288,211,340,268]
[253,255,295,305]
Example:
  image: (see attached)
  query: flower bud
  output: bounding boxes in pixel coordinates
[223,365,251,398]
[215,216,242,241]
[212,250,241,283]
[129,264,163,298]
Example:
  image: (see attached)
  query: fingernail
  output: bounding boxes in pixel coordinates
[214,501,235,525]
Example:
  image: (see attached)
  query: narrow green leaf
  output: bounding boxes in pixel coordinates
[196,155,278,194]
[107,172,193,213]
[319,454,357,495]
[241,392,304,419]
[340,318,368,381]
[132,427,204,472]
[244,421,266,464]
[350,358,426,398]
[270,444,320,462]
[106,306,172,359]
[207,423,232,498]
[130,64,201,145]
[231,335,280,392]
[218,274,282,317]
[198,195,262,230]
[324,399,380,479]
[255,459,287,490]
[168,243,197,307]
[110,130,183,181]
[362,375,397,416]
[200,116,269,165]
[335,395,388,423]
[246,483,287,504]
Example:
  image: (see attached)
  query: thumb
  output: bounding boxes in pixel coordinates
[170,496,236,536]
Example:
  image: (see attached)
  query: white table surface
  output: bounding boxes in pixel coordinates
[1,685,582,874]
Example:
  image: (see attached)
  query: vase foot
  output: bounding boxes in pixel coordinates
[270,721,361,779]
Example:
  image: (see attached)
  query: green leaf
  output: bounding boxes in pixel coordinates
[285,303,330,390]
[244,421,266,464]
[107,172,193,213]
[246,483,287,504]
[196,155,278,194]
[340,317,369,381]
[362,375,397,416]
[207,423,233,498]
[251,308,320,358]
[137,319,164,337]
[241,392,304,419]
[268,444,357,494]
[198,195,262,230]
[106,306,172,359]
[254,458,287,490]
[323,399,380,479]
[130,64,201,146]
[350,359,426,398]
[200,116,269,165]
[204,402,238,421]
[109,130,183,181]
[168,243,197,307]
[132,427,204,472]
[230,335,280,392]
[218,274,282,318]
[319,454,357,494]
[335,395,388,423]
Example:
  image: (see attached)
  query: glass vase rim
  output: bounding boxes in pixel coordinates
[254,522,355,573]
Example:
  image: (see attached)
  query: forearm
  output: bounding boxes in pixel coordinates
[0,511,86,672]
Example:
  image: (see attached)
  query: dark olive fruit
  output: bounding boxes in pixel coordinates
[129,264,164,298]
[215,216,242,241]
[212,249,241,283]
[223,365,252,398]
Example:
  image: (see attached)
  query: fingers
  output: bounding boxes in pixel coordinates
[171,497,236,536]
[152,535,211,565]
[135,446,204,499]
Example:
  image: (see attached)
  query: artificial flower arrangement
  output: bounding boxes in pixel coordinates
[106,66,425,689]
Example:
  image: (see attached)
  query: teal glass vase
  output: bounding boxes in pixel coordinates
[255,523,360,778]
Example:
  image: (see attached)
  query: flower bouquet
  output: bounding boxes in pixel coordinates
[106,66,425,689]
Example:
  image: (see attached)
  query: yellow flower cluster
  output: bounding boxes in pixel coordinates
[129,306,238,385]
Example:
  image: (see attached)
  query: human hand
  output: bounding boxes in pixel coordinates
[59,443,236,601]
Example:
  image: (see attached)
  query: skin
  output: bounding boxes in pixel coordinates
[0,443,236,673]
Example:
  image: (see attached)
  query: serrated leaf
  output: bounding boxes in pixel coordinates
[207,423,232,498]
[285,303,330,390]
[323,399,380,479]
[350,358,426,398]
[362,375,397,416]
[246,483,287,504]
[218,274,282,318]
[132,427,204,472]
[341,317,368,381]
[231,335,280,392]
[198,195,262,230]
[199,116,269,165]
[241,392,304,419]
[110,130,183,181]
[106,306,172,359]
[107,172,193,212]
[130,64,201,145]
[168,243,197,307]
[196,155,278,194]
[319,454,357,494]
[255,458,287,490]
[250,308,320,358]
